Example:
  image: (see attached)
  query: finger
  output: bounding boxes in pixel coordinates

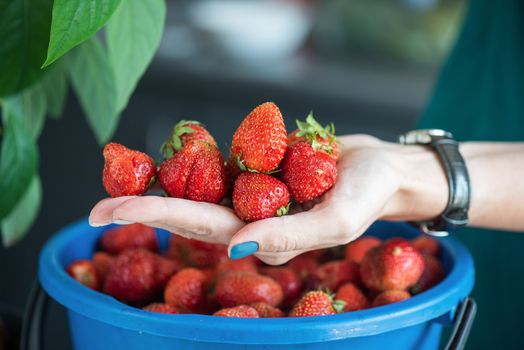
[228,207,347,259]
[89,196,138,226]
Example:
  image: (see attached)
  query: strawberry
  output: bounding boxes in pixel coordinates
[260,267,302,307]
[67,260,101,290]
[158,140,227,203]
[280,142,337,203]
[216,257,258,278]
[311,260,360,291]
[232,172,290,222]
[289,290,345,317]
[410,254,445,294]
[250,302,285,318]
[215,271,283,307]
[372,290,411,307]
[213,305,259,318]
[229,102,287,173]
[142,303,180,314]
[336,282,368,312]
[360,238,425,292]
[345,236,382,264]
[167,235,228,268]
[103,249,166,304]
[411,235,440,256]
[287,255,318,282]
[156,254,180,288]
[102,143,156,197]
[288,112,339,161]
[164,268,208,313]
[99,223,158,254]
[92,252,115,282]
[161,120,217,158]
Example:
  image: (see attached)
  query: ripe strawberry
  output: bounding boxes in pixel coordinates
[345,236,382,264]
[103,249,164,304]
[250,302,285,318]
[289,290,345,317]
[215,271,283,307]
[288,112,339,161]
[216,257,258,278]
[213,305,259,318]
[156,254,180,288]
[372,290,411,307]
[336,282,368,312]
[311,260,360,291]
[92,252,115,282]
[260,267,302,307]
[280,142,337,203]
[287,255,318,282]
[100,223,158,254]
[232,172,290,222]
[167,235,228,268]
[142,303,180,314]
[410,254,445,294]
[102,143,156,197]
[164,268,208,313]
[229,102,287,173]
[161,120,217,158]
[360,238,425,292]
[158,140,227,203]
[67,260,101,290]
[411,235,440,256]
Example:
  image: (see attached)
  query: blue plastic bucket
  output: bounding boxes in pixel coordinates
[39,219,474,350]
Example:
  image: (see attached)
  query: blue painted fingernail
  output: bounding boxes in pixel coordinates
[230,242,259,260]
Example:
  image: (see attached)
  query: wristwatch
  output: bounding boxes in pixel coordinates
[399,129,471,237]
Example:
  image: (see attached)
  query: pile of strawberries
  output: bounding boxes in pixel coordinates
[102,102,339,221]
[67,223,445,317]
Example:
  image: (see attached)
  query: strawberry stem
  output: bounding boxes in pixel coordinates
[276,203,290,217]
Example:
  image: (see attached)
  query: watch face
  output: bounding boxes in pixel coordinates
[399,129,453,145]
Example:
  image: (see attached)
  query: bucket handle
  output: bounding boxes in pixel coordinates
[444,297,477,350]
[21,280,47,350]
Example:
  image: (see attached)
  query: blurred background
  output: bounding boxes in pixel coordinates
[0,0,466,348]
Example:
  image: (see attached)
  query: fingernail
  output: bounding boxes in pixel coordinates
[112,219,134,225]
[230,241,259,260]
[89,221,107,227]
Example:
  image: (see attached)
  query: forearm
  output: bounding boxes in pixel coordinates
[381,141,524,231]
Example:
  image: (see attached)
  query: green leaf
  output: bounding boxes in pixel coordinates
[106,0,165,112]
[41,62,68,118]
[43,0,122,67]
[3,84,48,140]
[0,0,53,96]
[68,37,120,144]
[0,111,38,220]
[1,175,42,247]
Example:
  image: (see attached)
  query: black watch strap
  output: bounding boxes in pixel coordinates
[399,130,471,237]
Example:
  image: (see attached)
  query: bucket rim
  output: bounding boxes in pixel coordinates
[39,218,474,345]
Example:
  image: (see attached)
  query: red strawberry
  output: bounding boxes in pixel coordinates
[411,235,440,256]
[167,235,228,268]
[102,143,156,197]
[156,255,180,288]
[161,120,217,158]
[229,102,287,173]
[250,302,285,318]
[336,282,368,312]
[158,140,227,204]
[142,303,180,314]
[216,257,258,278]
[215,271,283,307]
[164,268,208,313]
[410,254,445,294]
[287,255,318,282]
[288,112,339,161]
[213,305,259,318]
[67,260,101,290]
[232,172,290,222]
[103,249,163,304]
[92,252,115,282]
[360,238,425,292]
[345,236,381,264]
[100,223,158,254]
[372,290,411,307]
[311,260,360,291]
[289,290,345,317]
[280,142,337,203]
[260,267,302,307]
